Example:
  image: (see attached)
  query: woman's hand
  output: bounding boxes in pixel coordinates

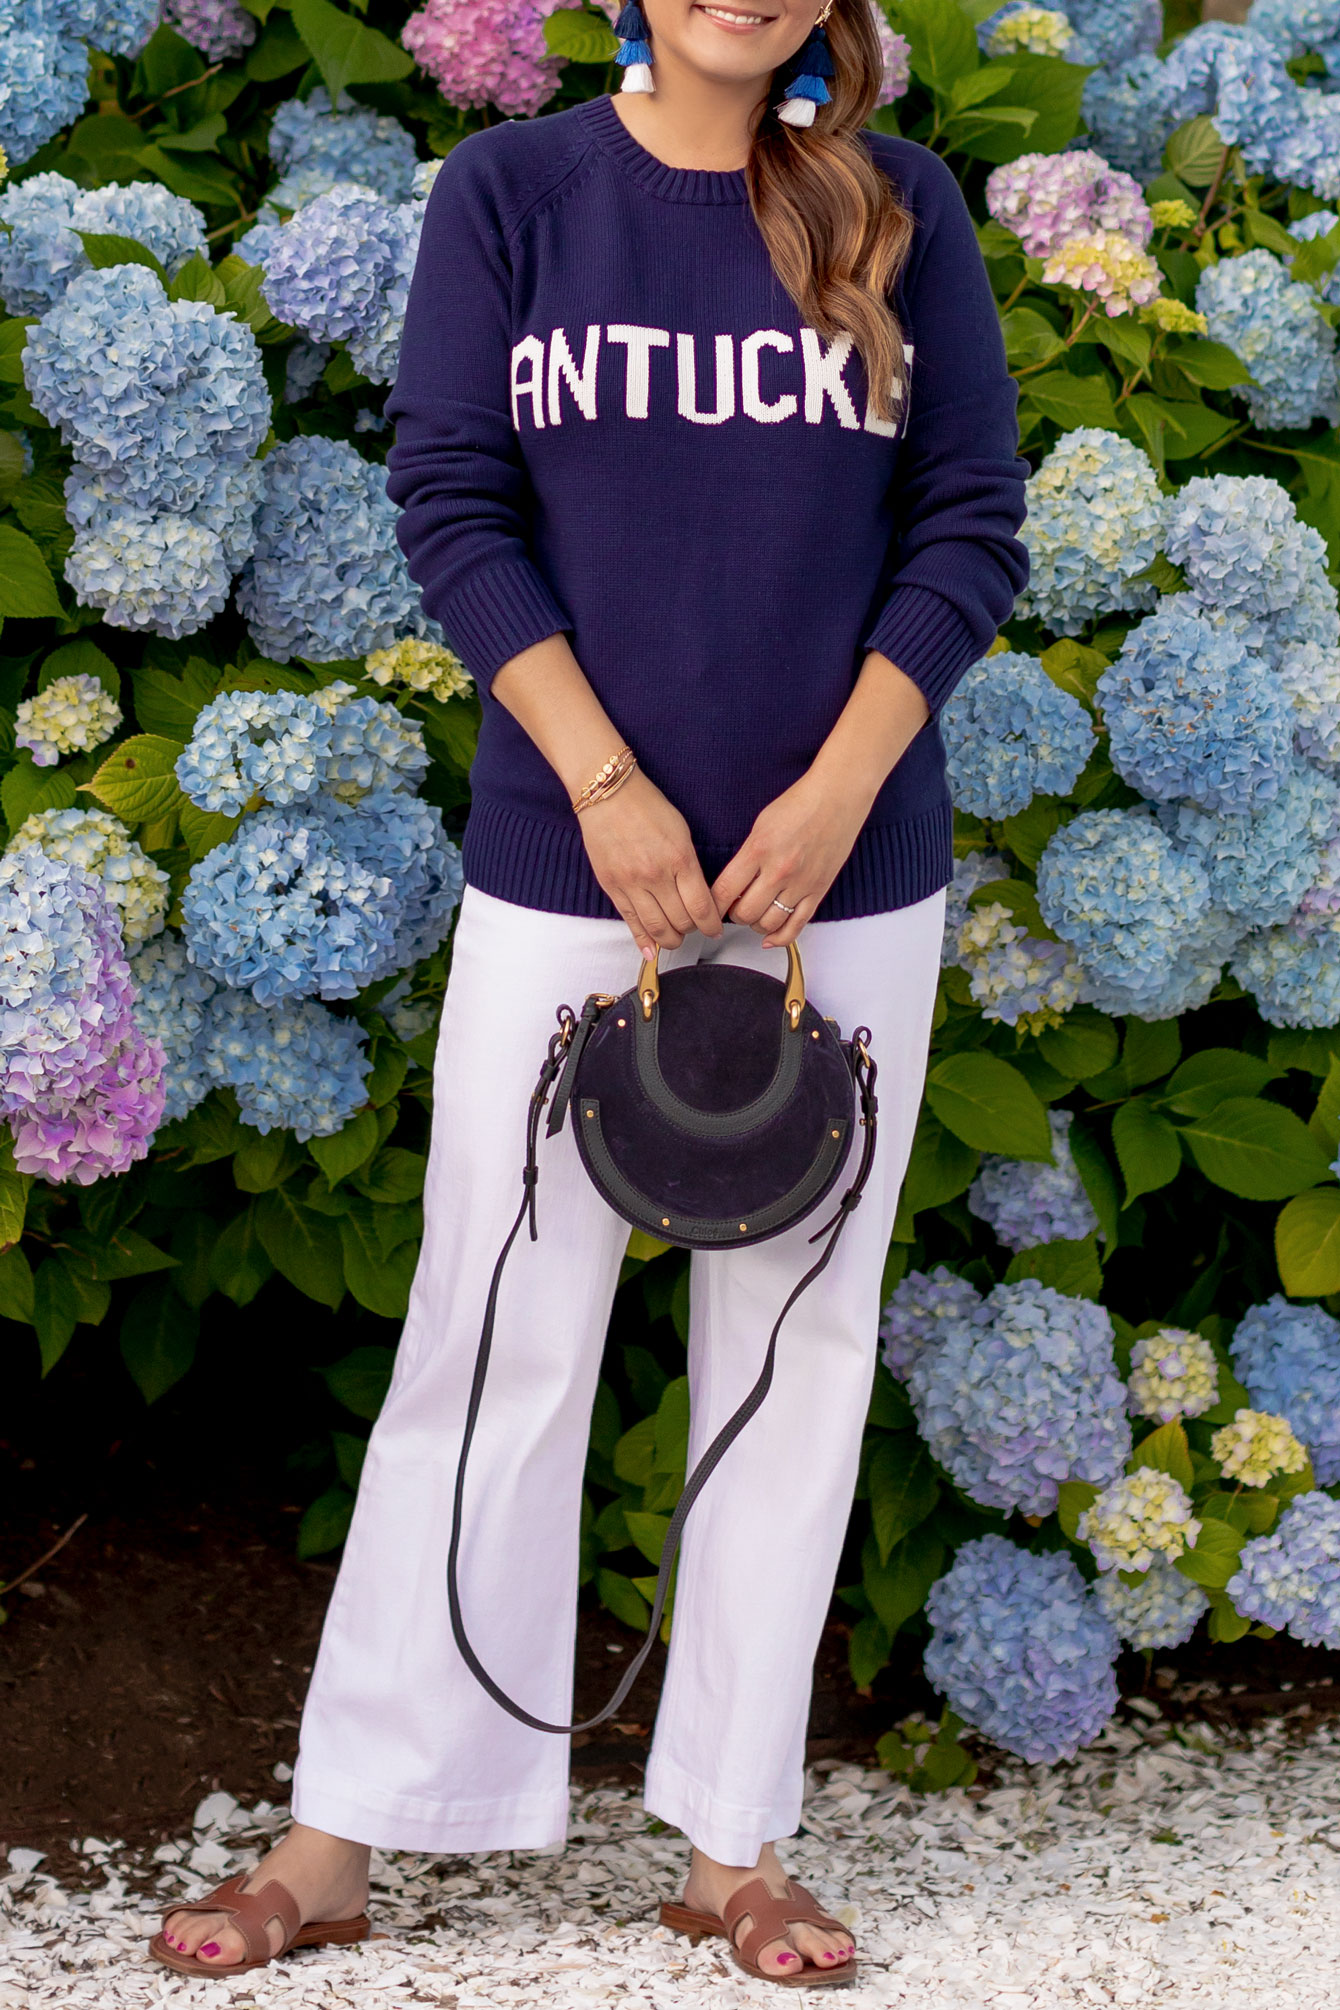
[713,650,933,944]
[710,769,871,947]
[580,768,721,957]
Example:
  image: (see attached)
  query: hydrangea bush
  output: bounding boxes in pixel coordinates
[3,0,1340,1781]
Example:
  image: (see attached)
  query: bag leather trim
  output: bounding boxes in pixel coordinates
[576,1099,851,1246]
[630,987,807,1137]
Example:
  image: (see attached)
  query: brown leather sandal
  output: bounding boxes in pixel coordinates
[148,1871,372,1976]
[661,1874,858,1987]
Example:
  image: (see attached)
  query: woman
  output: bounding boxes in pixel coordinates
[151,0,1026,1987]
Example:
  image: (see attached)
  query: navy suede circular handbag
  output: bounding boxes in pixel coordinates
[447,941,879,1735]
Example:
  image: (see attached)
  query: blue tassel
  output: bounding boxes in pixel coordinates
[615,36,652,63]
[784,71,831,103]
[787,24,834,79]
[614,1,649,37]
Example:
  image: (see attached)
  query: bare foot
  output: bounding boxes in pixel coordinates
[681,1841,855,1978]
[160,1823,370,1967]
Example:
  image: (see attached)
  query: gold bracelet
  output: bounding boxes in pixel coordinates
[574,757,637,814]
[571,744,636,814]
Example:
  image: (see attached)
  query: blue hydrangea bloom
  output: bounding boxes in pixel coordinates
[176,690,338,816]
[1196,249,1340,433]
[0,5,93,166]
[879,1266,982,1383]
[1164,477,1330,617]
[906,1280,1131,1517]
[234,217,286,269]
[1098,601,1294,815]
[1232,911,1340,1027]
[1036,809,1219,1013]
[235,435,441,663]
[129,932,219,1122]
[1156,767,1340,931]
[74,0,161,56]
[1273,92,1340,204]
[0,173,208,316]
[181,804,402,1005]
[65,457,263,579]
[1017,428,1166,636]
[265,86,419,210]
[1226,1492,1340,1650]
[24,264,270,516]
[967,1111,1100,1253]
[1163,24,1303,180]
[1249,0,1340,72]
[199,989,372,1140]
[924,1535,1120,1764]
[314,687,430,802]
[1230,1296,1340,1485]
[1288,208,1340,307]
[62,503,236,639]
[318,791,463,978]
[1079,55,1184,181]
[1063,0,1161,66]
[940,653,1095,819]
[1093,1557,1209,1651]
[261,184,426,388]
[1278,641,1340,768]
[282,336,332,404]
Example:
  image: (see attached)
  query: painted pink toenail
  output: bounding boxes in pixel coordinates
[775,1951,796,1964]
[200,1943,221,1957]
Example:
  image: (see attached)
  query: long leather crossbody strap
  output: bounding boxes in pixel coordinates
[445,1009,880,1737]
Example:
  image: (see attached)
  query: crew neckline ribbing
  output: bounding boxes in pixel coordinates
[577,92,750,205]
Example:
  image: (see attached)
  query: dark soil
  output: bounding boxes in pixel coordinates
[4,1446,1339,1894]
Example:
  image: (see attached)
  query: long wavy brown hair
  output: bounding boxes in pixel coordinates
[747,0,914,423]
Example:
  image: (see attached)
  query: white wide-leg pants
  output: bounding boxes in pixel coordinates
[292,883,944,1865]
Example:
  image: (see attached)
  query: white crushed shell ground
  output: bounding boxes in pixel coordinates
[4,1713,1340,2007]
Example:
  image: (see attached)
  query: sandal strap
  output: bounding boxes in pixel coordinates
[720,1876,847,1970]
[161,1872,302,1965]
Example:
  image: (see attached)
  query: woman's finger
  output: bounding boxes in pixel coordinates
[761,892,818,948]
[650,874,698,942]
[732,876,792,931]
[677,862,724,937]
[628,886,684,950]
[710,849,762,918]
[608,894,656,959]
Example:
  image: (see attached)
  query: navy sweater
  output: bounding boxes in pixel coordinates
[384,92,1029,919]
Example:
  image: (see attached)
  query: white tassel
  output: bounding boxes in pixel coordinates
[620,62,655,93]
[777,95,816,125]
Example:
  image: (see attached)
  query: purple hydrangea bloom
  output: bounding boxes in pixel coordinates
[1227,1491,1340,1649]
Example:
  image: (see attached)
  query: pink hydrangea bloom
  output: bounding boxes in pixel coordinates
[402,0,601,118]
[871,5,911,105]
[10,1026,166,1185]
[986,148,1152,258]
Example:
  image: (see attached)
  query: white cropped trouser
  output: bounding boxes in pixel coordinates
[292,883,944,1866]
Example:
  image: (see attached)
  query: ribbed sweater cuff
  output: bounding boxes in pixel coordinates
[435,560,571,690]
[863,584,982,717]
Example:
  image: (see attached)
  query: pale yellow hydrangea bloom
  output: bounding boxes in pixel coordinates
[1126,1327,1219,1422]
[1211,1408,1308,1487]
[1139,297,1209,335]
[955,899,1086,1035]
[15,673,122,767]
[986,5,1074,58]
[1149,199,1197,231]
[365,638,473,704]
[1077,1467,1202,1573]
[1042,230,1163,316]
[9,805,168,948]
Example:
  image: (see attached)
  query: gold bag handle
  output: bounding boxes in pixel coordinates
[637,939,807,1031]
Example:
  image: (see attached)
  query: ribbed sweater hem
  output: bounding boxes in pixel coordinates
[462,795,953,921]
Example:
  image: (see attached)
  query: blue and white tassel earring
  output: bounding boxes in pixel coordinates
[615,1,655,93]
[777,0,836,126]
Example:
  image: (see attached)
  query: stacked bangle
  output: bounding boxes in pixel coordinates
[571,744,637,815]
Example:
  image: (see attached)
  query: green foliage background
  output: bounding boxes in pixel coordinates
[2,0,1339,1754]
